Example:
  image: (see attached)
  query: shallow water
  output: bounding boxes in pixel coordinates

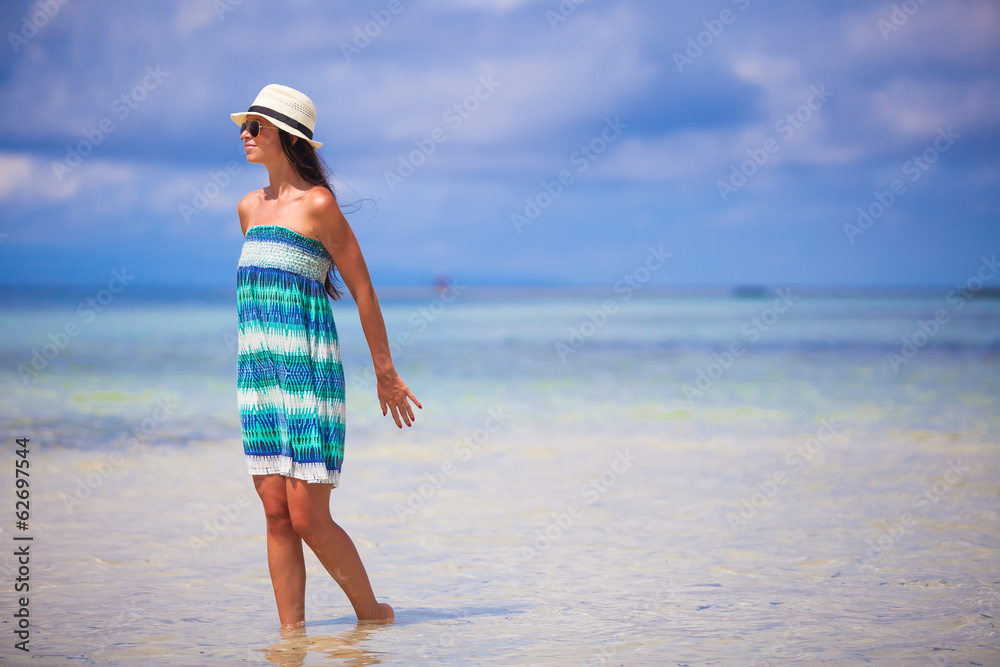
[1,288,998,665]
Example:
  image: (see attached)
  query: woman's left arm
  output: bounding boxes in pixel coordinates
[308,189,422,428]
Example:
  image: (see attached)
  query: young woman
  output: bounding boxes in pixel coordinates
[231,83,420,627]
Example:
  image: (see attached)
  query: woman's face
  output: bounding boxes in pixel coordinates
[240,114,282,164]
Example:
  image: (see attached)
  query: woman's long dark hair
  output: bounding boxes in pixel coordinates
[278,130,345,301]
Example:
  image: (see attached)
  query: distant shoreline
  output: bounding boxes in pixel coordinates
[2,283,998,308]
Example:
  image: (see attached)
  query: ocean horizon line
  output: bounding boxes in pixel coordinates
[2,282,999,308]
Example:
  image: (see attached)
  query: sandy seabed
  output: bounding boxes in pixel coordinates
[1,294,998,664]
[1,422,996,666]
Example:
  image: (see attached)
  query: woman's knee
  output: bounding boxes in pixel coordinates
[288,509,322,539]
[263,505,296,531]
[254,475,296,532]
[284,479,332,540]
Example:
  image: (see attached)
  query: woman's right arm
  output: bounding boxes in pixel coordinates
[307,189,422,428]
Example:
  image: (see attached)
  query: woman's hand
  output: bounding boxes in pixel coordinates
[376,369,422,428]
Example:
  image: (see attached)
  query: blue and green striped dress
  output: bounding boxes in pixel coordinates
[237,224,345,486]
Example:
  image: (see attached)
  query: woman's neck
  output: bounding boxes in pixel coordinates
[264,158,310,199]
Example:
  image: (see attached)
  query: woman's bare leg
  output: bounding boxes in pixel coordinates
[253,474,307,627]
[284,477,393,622]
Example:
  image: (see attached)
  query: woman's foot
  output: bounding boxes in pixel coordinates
[360,602,394,624]
[278,620,307,638]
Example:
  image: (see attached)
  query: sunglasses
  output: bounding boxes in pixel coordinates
[240,119,278,138]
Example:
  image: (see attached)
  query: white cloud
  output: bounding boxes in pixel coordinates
[3,0,999,191]
[0,153,36,201]
[595,131,739,182]
[427,0,541,10]
[310,2,656,179]
[699,0,1000,167]
[0,151,87,202]
[870,78,999,138]
[171,0,219,37]
[844,0,1000,66]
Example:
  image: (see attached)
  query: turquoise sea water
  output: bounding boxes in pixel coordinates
[1,286,998,665]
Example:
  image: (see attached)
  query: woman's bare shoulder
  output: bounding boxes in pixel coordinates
[302,185,339,213]
[303,187,345,225]
[237,189,265,235]
[303,186,351,245]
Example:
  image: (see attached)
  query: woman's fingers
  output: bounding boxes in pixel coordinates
[398,403,412,428]
[378,378,420,427]
[380,396,394,425]
[401,396,415,426]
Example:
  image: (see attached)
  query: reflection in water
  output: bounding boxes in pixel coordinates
[255,623,386,666]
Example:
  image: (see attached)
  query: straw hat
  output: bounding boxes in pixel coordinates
[231,84,323,149]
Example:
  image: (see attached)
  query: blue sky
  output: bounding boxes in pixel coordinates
[1,0,998,288]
